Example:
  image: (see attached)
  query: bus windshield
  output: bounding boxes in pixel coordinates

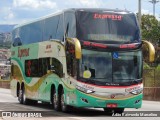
[76,11,140,44]
[79,49,142,85]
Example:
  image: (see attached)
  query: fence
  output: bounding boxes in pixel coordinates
[0,80,10,89]
[143,69,160,101]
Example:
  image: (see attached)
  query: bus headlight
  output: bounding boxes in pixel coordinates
[130,88,143,95]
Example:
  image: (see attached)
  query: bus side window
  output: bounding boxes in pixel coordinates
[56,15,64,41]
[38,58,50,76]
[51,58,63,78]
[43,15,59,41]
[25,59,39,77]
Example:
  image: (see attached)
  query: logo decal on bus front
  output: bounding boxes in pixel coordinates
[93,13,123,21]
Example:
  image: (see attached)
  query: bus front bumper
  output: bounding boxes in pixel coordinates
[75,90,143,109]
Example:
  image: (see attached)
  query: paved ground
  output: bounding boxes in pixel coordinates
[0,88,160,120]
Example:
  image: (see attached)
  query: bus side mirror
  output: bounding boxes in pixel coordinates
[142,40,155,62]
[73,38,82,59]
[66,38,82,59]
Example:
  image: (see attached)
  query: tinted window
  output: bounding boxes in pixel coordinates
[25,59,39,77]
[39,58,50,77]
[79,49,112,82]
[43,15,59,40]
[112,51,142,81]
[12,13,67,45]
[51,58,63,77]
[66,41,77,77]
[29,21,43,43]
[56,14,64,41]
[18,21,43,45]
[78,50,142,85]
[25,58,63,77]
[19,25,30,44]
[76,11,140,44]
[64,12,76,38]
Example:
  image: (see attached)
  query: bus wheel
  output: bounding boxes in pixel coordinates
[52,89,60,111]
[60,90,68,112]
[18,87,29,105]
[18,89,23,104]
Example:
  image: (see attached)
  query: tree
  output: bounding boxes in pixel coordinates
[141,14,160,44]
[141,14,160,65]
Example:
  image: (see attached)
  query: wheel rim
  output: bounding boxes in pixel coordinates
[61,91,67,112]
[18,90,22,102]
[53,91,57,108]
[61,93,65,109]
[23,90,26,102]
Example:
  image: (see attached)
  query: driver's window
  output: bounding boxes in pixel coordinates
[66,41,77,77]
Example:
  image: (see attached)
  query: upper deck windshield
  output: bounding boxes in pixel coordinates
[76,10,140,44]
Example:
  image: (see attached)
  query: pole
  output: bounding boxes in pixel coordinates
[149,0,159,16]
[153,2,155,16]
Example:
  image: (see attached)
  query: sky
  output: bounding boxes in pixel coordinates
[0,0,160,24]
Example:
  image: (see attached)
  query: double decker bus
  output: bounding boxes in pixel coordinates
[10,8,155,113]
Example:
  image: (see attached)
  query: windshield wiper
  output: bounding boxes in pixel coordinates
[113,79,141,86]
[87,79,95,84]
[131,80,138,84]
[80,78,96,85]
[130,79,142,85]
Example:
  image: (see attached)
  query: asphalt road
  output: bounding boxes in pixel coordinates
[0,88,160,120]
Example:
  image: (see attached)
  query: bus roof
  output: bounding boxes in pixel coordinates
[13,8,132,29]
[14,10,64,29]
[72,8,131,13]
